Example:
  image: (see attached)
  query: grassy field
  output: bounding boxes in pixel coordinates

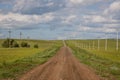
[1,39,120,80]
[67,39,120,62]
[0,39,62,63]
[0,48,44,63]
[0,39,62,80]
[0,39,62,48]
[67,39,120,80]
[0,39,3,48]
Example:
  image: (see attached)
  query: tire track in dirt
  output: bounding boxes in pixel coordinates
[19,46,101,80]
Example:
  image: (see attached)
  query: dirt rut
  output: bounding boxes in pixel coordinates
[19,46,101,80]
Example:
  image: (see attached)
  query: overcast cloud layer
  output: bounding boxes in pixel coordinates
[0,0,120,39]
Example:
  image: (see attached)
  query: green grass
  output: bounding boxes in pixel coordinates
[0,39,62,80]
[0,39,4,48]
[67,40,120,80]
[0,46,60,80]
[0,48,45,63]
[69,39,120,51]
[0,39,62,48]
[0,39,61,63]
[67,39,120,62]
[87,49,120,63]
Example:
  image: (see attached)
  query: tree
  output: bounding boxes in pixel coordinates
[34,44,39,48]
[2,39,19,48]
[13,42,19,47]
[21,42,30,48]
[27,44,30,48]
[2,39,10,48]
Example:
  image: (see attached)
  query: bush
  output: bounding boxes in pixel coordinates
[27,44,30,48]
[2,39,10,48]
[10,39,14,47]
[34,44,39,48]
[2,39,19,48]
[13,42,19,48]
[21,42,30,48]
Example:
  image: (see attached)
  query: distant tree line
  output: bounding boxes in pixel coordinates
[2,39,39,48]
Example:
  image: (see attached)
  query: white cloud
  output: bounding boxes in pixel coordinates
[92,16,106,23]
[0,0,120,39]
[62,15,77,24]
[103,23,120,32]
[109,1,120,12]
[0,12,54,29]
[83,14,119,23]
[70,0,83,4]
[104,1,120,20]
[57,36,67,40]
[70,32,78,37]
[69,0,102,5]
[104,1,120,14]
[0,0,14,4]
[104,28,116,33]
[13,0,40,12]
[76,25,91,31]
[74,21,120,33]
[83,15,107,23]
[46,2,54,6]
[0,33,3,37]
[13,0,65,15]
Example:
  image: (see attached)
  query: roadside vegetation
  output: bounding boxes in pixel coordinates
[67,40,120,80]
[0,39,62,80]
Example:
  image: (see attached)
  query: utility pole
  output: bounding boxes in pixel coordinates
[116,31,119,51]
[97,37,100,50]
[82,43,84,48]
[27,36,30,40]
[89,42,91,49]
[0,32,2,39]
[20,32,22,39]
[105,33,107,51]
[8,29,11,39]
[98,39,100,50]
[93,41,95,49]
[8,29,11,48]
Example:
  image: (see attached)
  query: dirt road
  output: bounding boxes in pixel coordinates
[19,46,101,80]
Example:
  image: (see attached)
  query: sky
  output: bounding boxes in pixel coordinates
[0,0,120,40]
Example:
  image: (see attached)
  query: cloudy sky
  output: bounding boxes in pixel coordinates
[0,0,120,40]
